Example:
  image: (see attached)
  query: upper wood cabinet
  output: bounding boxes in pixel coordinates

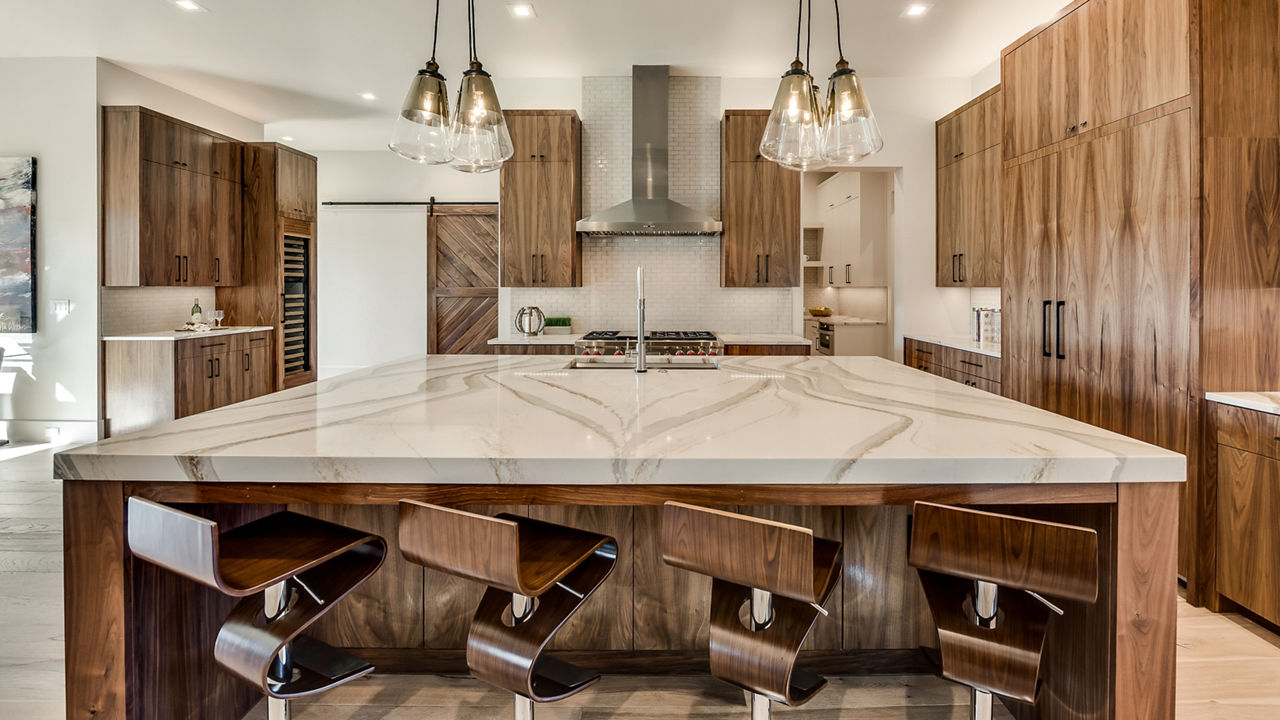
[1001,0,1190,160]
[499,110,582,287]
[936,90,1003,288]
[103,106,243,287]
[722,111,801,288]
[275,147,317,221]
[506,111,578,163]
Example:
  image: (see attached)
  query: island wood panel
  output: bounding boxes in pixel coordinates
[288,504,423,649]
[633,504,716,650]
[104,341,176,437]
[842,506,935,650]
[64,481,127,720]
[737,506,843,650]
[525,505,634,650]
[1001,152,1058,411]
[1216,445,1280,625]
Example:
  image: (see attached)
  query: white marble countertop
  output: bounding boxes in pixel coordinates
[103,326,275,342]
[55,355,1183,486]
[805,315,886,326]
[905,333,1001,358]
[488,333,812,346]
[1206,392,1280,417]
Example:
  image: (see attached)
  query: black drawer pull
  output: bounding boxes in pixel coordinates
[960,359,983,368]
[199,342,228,349]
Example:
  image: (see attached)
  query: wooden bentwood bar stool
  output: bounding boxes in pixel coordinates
[908,502,1100,720]
[661,502,843,720]
[125,498,387,720]
[398,501,618,720]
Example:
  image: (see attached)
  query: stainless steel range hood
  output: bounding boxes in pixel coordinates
[576,66,722,237]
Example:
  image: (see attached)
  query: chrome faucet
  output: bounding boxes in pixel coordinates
[635,266,647,373]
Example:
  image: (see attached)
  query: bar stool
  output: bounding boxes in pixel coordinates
[126,498,387,720]
[661,501,843,720]
[908,502,1099,719]
[398,501,618,719]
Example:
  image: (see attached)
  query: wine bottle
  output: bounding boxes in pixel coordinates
[191,298,203,324]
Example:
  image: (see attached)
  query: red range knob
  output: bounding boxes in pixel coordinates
[614,350,624,356]
[698,350,707,356]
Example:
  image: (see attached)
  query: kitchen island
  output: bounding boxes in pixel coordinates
[56,355,1182,720]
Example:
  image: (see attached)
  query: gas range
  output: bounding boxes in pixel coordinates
[575,330,724,357]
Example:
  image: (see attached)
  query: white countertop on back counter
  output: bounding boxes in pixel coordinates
[488,333,811,346]
[804,315,885,326]
[102,326,275,342]
[54,354,1183,486]
[1206,392,1280,416]
[904,333,1001,358]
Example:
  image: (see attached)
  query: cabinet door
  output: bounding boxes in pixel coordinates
[175,353,216,418]
[499,162,540,287]
[210,137,241,181]
[245,336,272,398]
[978,146,1003,286]
[1087,0,1189,129]
[1057,110,1191,450]
[957,103,986,160]
[506,114,541,162]
[757,161,801,287]
[538,161,578,286]
[139,162,191,286]
[276,150,315,220]
[937,116,961,167]
[1003,15,1077,158]
[209,177,241,286]
[140,113,192,170]
[1218,445,1280,625]
[936,162,961,286]
[539,115,576,162]
[1001,153,1058,411]
[981,91,1002,151]
[958,156,984,286]
[722,162,765,286]
[724,113,768,162]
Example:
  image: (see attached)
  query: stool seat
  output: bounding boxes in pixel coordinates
[126,498,386,701]
[399,501,618,708]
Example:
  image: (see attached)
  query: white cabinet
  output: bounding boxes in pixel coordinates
[804,318,820,344]
[815,172,886,287]
[833,324,888,357]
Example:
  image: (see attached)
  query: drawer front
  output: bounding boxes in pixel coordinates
[177,336,236,360]
[1216,403,1280,460]
[238,331,273,353]
[1217,445,1280,625]
[953,350,1001,382]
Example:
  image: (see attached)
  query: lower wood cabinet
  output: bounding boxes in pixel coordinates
[723,344,810,356]
[105,330,273,437]
[1215,403,1280,625]
[492,344,575,355]
[903,338,1002,395]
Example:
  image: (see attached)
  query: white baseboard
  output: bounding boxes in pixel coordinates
[0,419,100,445]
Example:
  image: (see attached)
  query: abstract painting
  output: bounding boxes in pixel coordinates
[0,157,36,333]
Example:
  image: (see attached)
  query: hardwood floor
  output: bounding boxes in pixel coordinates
[3,447,1279,718]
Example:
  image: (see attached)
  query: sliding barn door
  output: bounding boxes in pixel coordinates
[427,205,499,354]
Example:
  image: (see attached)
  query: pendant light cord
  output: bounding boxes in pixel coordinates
[805,0,812,71]
[793,0,803,61]
[430,0,440,61]
[833,0,845,61]
[468,0,478,62]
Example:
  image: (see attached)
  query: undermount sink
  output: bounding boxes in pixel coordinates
[565,356,720,371]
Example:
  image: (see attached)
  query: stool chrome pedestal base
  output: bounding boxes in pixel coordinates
[748,588,774,720]
[266,580,293,720]
[512,593,536,720]
[971,580,999,720]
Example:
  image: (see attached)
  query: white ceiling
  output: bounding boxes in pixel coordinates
[3,0,1064,144]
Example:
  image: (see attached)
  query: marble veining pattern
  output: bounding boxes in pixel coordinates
[1206,391,1280,417]
[55,356,1183,486]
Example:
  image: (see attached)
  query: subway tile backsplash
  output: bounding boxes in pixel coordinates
[100,286,216,336]
[503,75,797,336]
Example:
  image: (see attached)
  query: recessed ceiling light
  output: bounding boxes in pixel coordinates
[507,4,536,18]
[281,136,294,142]
[360,92,377,101]
[173,0,207,11]
[902,3,930,17]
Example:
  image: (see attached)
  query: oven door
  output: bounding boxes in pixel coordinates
[816,323,834,355]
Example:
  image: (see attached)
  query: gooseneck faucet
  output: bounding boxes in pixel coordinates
[636,266,647,373]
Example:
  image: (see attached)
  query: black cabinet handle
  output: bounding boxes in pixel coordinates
[1080,120,1088,128]
[1067,124,1078,133]
[757,255,763,284]
[845,263,851,283]
[958,253,965,283]
[199,342,227,349]
[541,254,548,283]
[207,358,214,379]
[765,254,770,283]
[1042,300,1052,358]
[828,265,833,284]
[954,151,964,159]
[1056,301,1066,359]
[244,351,250,372]
[529,154,537,159]
[214,357,221,377]
[531,254,538,284]
[176,255,182,282]
[960,359,983,369]
[182,255,189,282]
[952,254,958,283]
[215,257,221,283]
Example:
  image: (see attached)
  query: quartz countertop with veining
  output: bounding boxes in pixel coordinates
[904,333,1001,358]
[102,326,275,342]
[55,355,1183,486]
[1206,392,1280,417]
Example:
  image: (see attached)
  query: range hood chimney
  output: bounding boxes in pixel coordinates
[576,66,723,237]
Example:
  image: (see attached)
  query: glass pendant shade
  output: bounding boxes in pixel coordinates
[448,61,514,174]
[821,61,884,163]
[760,61,826,172]
[389,61,452,164]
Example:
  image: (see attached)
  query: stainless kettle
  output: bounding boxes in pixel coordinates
[514,306,546,336]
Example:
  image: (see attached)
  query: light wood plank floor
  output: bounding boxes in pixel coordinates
[4,448,1279,718]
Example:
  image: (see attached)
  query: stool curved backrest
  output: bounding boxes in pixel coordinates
[127,496,231,593]
[399,501,525,593]
[909,502,1099,603]
[661,501,839,604]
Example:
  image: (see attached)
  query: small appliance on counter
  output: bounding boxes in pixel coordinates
[514,306,546,336]
[972,308,1001,344]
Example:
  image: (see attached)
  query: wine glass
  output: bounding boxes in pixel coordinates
[210,310,225,329]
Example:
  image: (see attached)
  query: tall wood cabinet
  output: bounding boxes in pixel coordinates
[103,106,242,287]
[721,110,801,288]
[935,88,1002,288]
[499,110,581,287]
[217,144,318,390]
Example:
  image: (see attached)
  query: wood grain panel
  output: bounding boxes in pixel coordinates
[525,506,633,650]
[104,341,176,437]
[540,113,578,163]
[722,161,765,287]
[1001,153,1058,410]
[504,113,541,162]
[499,162,540,287]
[492,344,575,355]
[634,505,713,650]
[723,110,768,162]
[429,205,499,355]
[979,145,1004,285]
[538,161,578,287]
[1200,0,1279,139]
[721,344,810,356]
[64,481,127,720]
[936,161,961,287]
[1216,446,1280,625]
[738,506,842,650]
[290,504,424,648]
[842,506,934,650]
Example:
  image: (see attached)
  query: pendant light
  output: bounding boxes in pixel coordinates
[821,0,885,163]
[760,0,825,171]
[389,0,453,164]
[449,0,514,173]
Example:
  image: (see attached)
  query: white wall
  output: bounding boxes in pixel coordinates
[0,57,100,444]
[96,60,265,141]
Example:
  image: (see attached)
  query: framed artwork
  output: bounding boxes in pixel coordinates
[0,157,36,333]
